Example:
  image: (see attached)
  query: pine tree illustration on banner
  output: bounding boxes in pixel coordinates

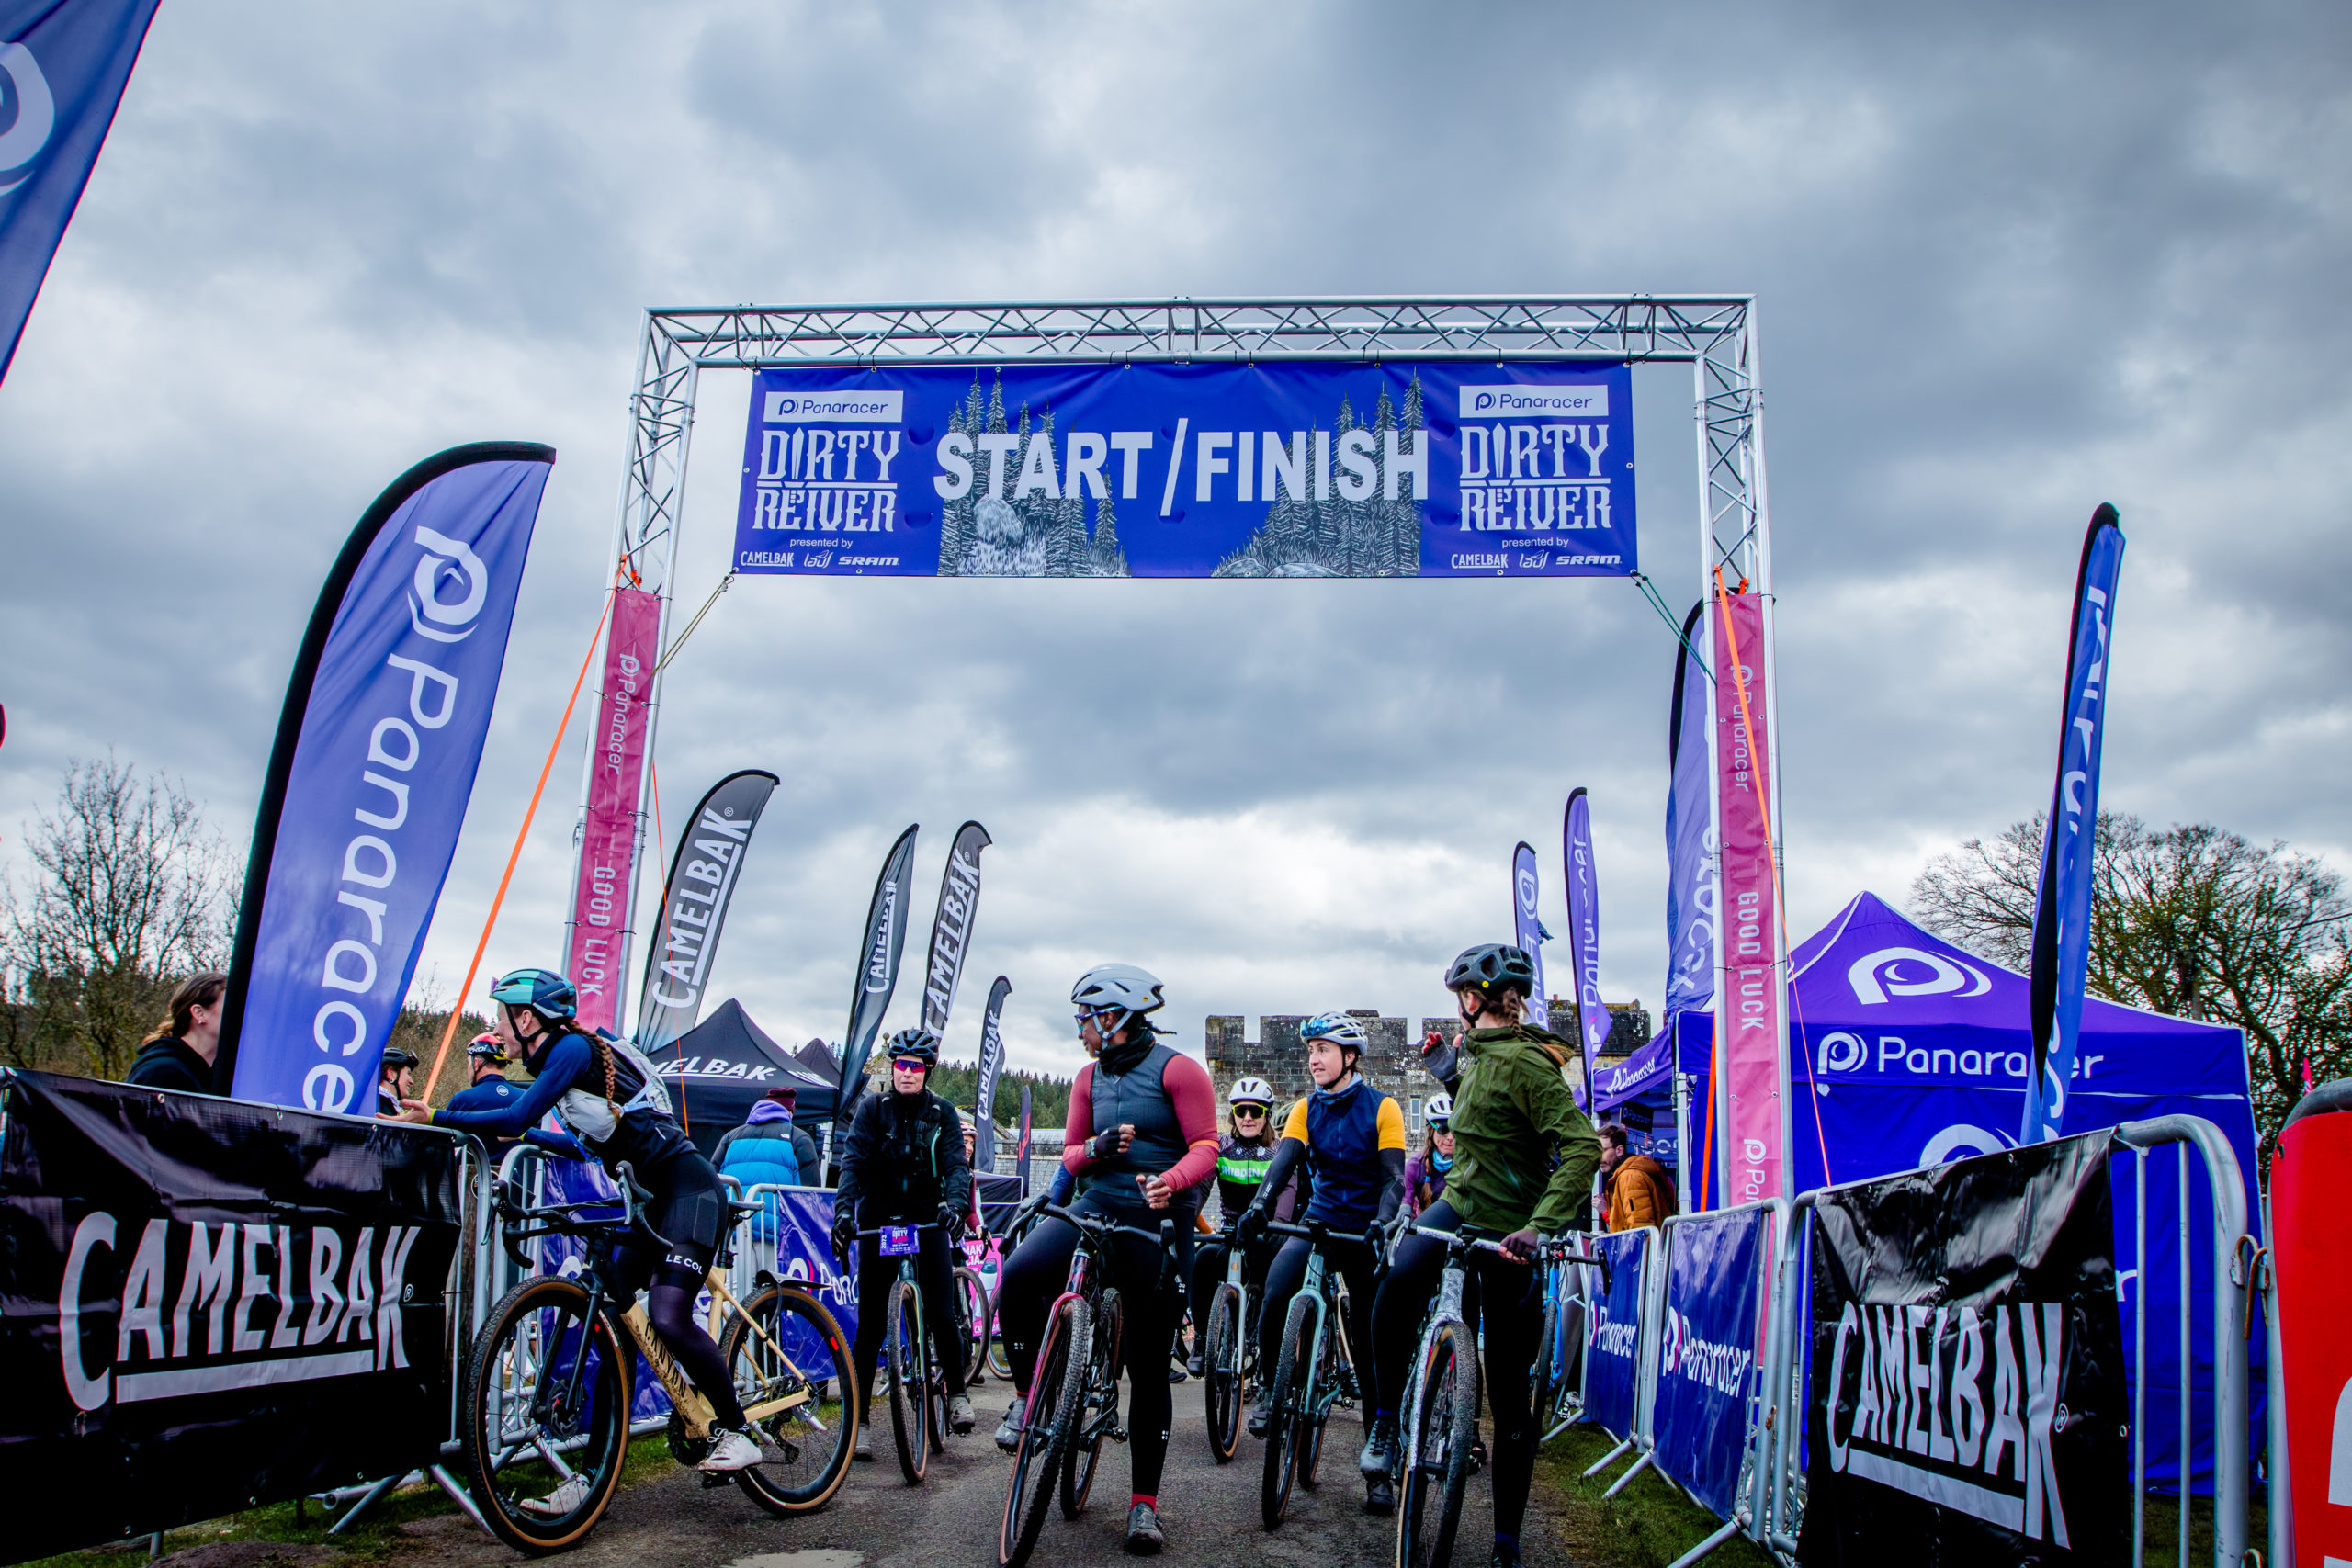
[1212,373,1427,577]
[939,372,1132,578]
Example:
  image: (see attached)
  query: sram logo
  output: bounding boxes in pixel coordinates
[1849,947,1991,1006]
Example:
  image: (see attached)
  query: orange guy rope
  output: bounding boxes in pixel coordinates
[420,585,616,1106]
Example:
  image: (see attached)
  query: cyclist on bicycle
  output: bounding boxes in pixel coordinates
[1402,1092,1454,1217]
[994,963,1218,1555]
[831,1025,977,1452]
[1361,944,1600,1568]
[396,967,767,1474]
[1237,1013,1406,1513]
[1182,1077,1287,1377]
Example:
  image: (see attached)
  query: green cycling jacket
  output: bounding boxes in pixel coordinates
[1442,1024,1601,1236]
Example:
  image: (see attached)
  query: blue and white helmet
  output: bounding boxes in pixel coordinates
[1300,1012,1369,1056]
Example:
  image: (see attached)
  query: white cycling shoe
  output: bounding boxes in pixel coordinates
[697,1427,766,1472]
[516,1475,592,1517]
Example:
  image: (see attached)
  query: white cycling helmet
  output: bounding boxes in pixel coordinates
[1071,963,1166,1018]
[1300,1011,1370,1054]
[1228,1077,1275,1109]
[1425,1093,1453,1126]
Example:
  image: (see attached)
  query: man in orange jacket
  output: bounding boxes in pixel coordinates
[1600,1123,1676,1231]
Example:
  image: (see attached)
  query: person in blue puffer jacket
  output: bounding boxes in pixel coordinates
[716,1091,805,1271]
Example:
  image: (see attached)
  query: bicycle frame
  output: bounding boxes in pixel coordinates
[1263,1220,1361,1426]
[860,1223,946,1393]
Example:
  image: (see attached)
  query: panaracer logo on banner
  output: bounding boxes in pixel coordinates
[1821,1302,2072,1546]
[763,390,903,423]
[1659,1303,1755,1398]
[1808,1028,2107,1087]
[1588,1299,1639,1363]
[58,1213,428,1412]
[0,43,56,197]
[1849,947,1992,1005]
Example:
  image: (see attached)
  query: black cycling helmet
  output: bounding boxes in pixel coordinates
[886,1026,942,1068]
[1444,943,1536,998]
[490,966,577,1021]
[379,1045,420,1071]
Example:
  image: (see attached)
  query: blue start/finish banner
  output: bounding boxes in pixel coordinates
[1654,1203,1770,1519]
[732,361,1635,579]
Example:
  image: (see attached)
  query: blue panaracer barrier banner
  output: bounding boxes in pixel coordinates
[220,446,553,1111]
[0,0,162,383]
[1584,1227,1650,1440]
[733,362,1635,578]
[1654,1205,1770,1519]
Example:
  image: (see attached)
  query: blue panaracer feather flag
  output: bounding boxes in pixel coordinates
[0,0,163,383]
[2020,504,2127,1144]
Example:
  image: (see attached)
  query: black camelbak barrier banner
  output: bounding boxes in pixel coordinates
[0,1071,465,1561]
[1800,1130,2126,1566]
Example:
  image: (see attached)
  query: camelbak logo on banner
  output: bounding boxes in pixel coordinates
[733,361,1635,578]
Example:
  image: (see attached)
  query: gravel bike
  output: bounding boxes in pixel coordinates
[1531,1241,1602,1442]
[463,1161,856,1552]
[862,1222,980,1483]
[997,1204,1178,1568]
[1256,1218,1373,1528]
[1198,1223,1259,1462]
[1390,1227,1600,1568]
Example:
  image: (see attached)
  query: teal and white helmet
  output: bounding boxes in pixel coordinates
[1300,1012,1369,1056]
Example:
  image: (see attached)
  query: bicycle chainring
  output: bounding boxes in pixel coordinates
[666,1410,715,1468]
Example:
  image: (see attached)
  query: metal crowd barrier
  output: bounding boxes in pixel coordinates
[1571,1115,2257,1568]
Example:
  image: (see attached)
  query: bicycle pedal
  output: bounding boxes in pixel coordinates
[700,1472,733,1489]
[1109,1426,1128,1443]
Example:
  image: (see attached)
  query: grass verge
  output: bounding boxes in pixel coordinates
[1532,1427,1775,1568]
[22,1434,676,1568]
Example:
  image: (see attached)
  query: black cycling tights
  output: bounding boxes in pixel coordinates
[999,1209,1193,1500]
[614,1240,747,1430]
[1368,1201,1542,1541]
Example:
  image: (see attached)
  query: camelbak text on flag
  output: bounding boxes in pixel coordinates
[635,769,780,1054]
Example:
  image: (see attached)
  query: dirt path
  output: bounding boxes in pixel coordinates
[376,1378,1584,1568]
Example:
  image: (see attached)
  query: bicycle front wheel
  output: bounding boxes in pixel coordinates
[886,1278,931,1483]
[718,1283,856,1516]
[1396,1321,1478,1568]
[954,1265,991,1387]
[1000,1295,1087,1568]
[1059,1286,1123,1518]
[1261,1292,1316,1529]
[1204,1282,1242,1461]
[463,1274,630,1554]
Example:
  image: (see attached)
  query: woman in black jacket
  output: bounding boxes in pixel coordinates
[124,973,227,1094]
[832,1026,975,1456]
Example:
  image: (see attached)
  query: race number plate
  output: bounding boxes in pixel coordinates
[880,1224,918,1257]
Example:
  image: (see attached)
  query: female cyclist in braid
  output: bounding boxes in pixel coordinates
[398,968,767,1477]
[993,964,1218,1556]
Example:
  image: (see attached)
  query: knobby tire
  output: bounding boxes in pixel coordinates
[1396,1321,1478,1568]
[463,1275,630,1555]
[999,1296,1085,1568]
[1261,1292,1317,1529]
[1204,1284,1241,1462]
[954,1264,991,1388]
[886,1279,930,1483]
[717,1283,857,1516]
[1059,1287,1122,1519]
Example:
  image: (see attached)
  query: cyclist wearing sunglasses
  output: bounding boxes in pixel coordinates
[994,964,1218,1554]
[397,967,768,1477]
[832,1025,977,1450]
[1182,1077,1287,1376]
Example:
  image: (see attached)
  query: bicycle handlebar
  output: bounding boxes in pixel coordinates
[1036,1204,1184,1295]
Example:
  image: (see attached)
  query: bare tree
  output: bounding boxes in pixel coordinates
[1912,813,2352,1151]
[0,756,236,1080]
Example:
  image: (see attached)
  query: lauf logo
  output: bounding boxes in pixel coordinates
[0,43,55,197]
[1848,946,1991,1006]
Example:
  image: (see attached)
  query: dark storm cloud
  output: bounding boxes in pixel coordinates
[2,0,2346,1077]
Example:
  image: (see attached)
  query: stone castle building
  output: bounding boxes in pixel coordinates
[1203,998,1651,1135]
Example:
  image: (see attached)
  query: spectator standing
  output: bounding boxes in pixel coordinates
[125,972,228,1094]
[717,1088,820,1188]
[444,1034,525,1158]
[377,1046,418,1116]
[1599,1123,1675,1232]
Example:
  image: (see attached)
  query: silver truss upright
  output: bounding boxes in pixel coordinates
[579,299,1783,1145]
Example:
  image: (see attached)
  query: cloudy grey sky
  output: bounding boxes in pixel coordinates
[5,1,2348,1084]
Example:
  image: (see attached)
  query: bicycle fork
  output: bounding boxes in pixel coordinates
[1397,1262,1470,1478]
